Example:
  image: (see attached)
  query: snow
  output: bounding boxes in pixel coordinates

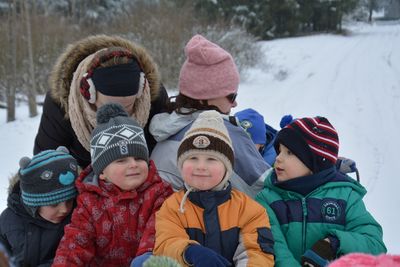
[1,21,399,253]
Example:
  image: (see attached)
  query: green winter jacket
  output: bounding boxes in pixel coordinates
[255,168,386,267]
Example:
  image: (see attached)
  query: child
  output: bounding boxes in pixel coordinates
[235,108,278,166]
[154,110,275,266]
[255,116,387,267]
[0,146,79,266]
[52,103,173,267]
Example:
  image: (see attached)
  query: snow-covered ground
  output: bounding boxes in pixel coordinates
[1,20,399,253]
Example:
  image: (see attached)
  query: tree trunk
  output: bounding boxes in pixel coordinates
[6,0,17,122]
[23,0,38,117]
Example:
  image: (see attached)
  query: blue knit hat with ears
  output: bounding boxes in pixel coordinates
[19,146,78,208]
[235,108,266,145]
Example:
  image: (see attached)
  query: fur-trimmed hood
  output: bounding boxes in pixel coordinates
[7,172,19,196]
[49,34,161,116]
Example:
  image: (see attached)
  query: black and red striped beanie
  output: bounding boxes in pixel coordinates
[274,116,339,173]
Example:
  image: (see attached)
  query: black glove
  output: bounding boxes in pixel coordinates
[184,244,231,267]
[301,239,335,267]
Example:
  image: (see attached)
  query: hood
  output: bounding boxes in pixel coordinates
[149,110,200,142]
[7,172,19,195]
[149,109,235,142]
[49,34,161,117]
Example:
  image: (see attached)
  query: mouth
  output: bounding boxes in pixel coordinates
[275,167,284,176]
[127,173,141,177]
[192,174,209,178]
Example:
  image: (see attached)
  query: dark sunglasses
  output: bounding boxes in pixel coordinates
[226,93,238,103]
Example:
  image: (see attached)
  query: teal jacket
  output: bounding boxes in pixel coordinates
[255,168,386,267]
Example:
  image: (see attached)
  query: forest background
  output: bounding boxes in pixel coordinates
[0,0,394,122]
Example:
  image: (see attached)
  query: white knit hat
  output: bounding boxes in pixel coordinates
[177,110,234,191]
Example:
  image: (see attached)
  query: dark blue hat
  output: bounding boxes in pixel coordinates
[19,146,78,207]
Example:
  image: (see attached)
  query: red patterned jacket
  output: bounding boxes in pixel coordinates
[53,160,173,267]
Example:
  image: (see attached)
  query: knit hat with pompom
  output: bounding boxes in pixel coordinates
[91,102,148,175]
[177,110,234,191]
[178,34,240,100]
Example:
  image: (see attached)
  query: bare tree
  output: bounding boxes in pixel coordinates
[6,0,17,122]
[23,0,38,117]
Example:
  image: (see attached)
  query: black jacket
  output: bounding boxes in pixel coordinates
[34,87,168,168]
[0,181,71,267]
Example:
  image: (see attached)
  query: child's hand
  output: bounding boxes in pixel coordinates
[301,238,335,267]
[184,244,231,266]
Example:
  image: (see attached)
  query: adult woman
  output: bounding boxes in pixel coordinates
[149,34,270,197]
[34,35,167,168]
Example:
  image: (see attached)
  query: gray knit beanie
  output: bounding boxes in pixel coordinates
[91,102,149,175]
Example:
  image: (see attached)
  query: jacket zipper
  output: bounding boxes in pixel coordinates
[301,198,308,253]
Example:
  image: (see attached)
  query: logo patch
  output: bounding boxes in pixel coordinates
[240,120,253,130]
[118,140,129,155]
[193,136,210,148]
[321,200,342,222]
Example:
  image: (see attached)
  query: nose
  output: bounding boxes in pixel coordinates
[275,152,282,163]
[128,157,138,167]
[58,202,69,214]
[195,159,206,170]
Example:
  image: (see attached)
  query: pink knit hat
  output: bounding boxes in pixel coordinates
[178,34,240,100]
[329,253,400,267]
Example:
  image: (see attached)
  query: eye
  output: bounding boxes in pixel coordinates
[207,157,217,161]
[134,157,145,162]
[70,163,77,171]
[188,156,198,160]
[41,170,53,180]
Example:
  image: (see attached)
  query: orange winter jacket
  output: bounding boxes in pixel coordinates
[154,185,274,266]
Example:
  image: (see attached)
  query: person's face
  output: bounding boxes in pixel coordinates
[274,143,312,182]
[181,153,226,191]
[38,199,74,224]
[207,94,237,114]
[95,92,136,115]
[100,157,148,191]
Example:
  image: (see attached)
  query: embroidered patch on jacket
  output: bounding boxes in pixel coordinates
[321,200,342,223]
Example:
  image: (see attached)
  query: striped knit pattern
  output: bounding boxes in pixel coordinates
[288,117,339,163]
[19,147,78,207]
[275,116,339,173]
[22,186,77,207]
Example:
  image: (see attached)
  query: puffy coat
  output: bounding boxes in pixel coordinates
[256,168,387,267]
[53,161,173,267]
[154,184,275,266]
